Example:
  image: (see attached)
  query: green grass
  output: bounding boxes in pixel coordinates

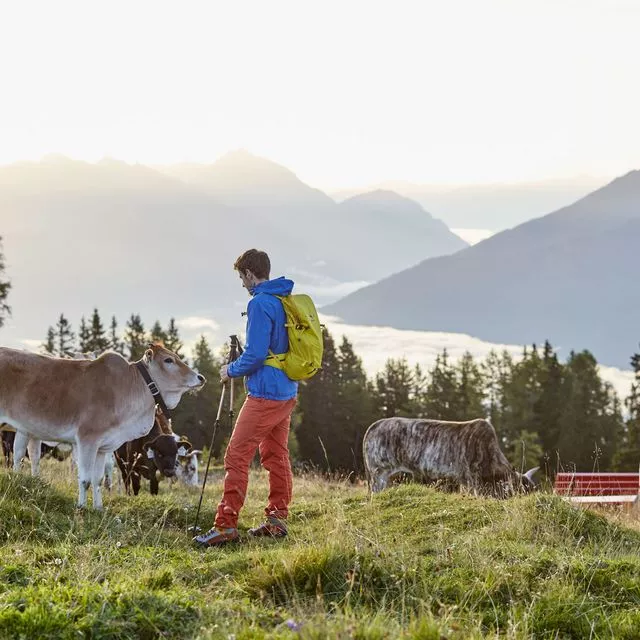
[1,462,640,639]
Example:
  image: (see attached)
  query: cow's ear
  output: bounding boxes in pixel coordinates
[144,348,154,362]
[177,440,193,456]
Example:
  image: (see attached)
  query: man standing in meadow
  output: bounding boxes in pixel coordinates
[194,249,298,547]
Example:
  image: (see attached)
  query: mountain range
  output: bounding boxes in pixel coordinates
[332,175,607,230]
[0,152,465,351]
[323,171,640,369]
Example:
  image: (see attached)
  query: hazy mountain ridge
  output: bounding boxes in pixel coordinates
[323,170,640,368]
[0,152,466,351]
[332,175,608,230]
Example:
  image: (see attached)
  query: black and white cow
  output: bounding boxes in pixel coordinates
[363,417,538,497]
[174,446,202,486]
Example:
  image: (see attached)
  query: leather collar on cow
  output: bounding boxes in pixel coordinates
[135,361,172,420]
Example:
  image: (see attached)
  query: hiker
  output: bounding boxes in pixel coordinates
[194,249,298,547]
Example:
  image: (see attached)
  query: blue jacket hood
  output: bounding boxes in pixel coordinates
[252,277,294,297]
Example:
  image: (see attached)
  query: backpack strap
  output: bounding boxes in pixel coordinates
[262,293,287,369]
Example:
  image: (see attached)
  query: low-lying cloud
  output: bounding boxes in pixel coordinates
[321,315,635,402]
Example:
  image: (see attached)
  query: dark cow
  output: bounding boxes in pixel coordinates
[1,425,67,468]
[363,417,538,497]
[115,411,192,495]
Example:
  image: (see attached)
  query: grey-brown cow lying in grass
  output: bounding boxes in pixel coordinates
[363,417,538,497]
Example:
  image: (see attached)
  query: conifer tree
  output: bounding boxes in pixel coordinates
[89,308,109,353]
[335,336,375,474]
[124,314,147,360]
[423,350,459,420]
[42,326,56,354]
[165,318,184,359]
[481,349,513,443]
[78,316,91,353]
[557,350,621,471]
[373,358,415,418]
[172,335,224,452]
[56,314,75,357]
[613,348,640,470]
[108,316,125,355]
[0,237,11,329]
[454,351,485,418]
[150,320,167,345]
[297,330,340,471]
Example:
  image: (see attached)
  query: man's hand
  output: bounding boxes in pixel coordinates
[220,364,230,383]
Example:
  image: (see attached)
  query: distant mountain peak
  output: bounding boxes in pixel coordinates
[341,188,442,222]
[97,156,130,168]
[40,153,75,165]
[346,189,419,205]
[210,149,299,183]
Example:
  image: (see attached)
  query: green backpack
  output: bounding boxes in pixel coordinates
[263,294,324,381]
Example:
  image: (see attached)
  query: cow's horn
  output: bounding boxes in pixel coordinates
[524,466,540,481]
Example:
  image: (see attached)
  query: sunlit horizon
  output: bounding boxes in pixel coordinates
[1,0,638,189]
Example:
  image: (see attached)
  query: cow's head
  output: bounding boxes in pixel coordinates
[176,449,201,486]
[144,343,206,409]
[143,434,193,478]
[515,466,539,493]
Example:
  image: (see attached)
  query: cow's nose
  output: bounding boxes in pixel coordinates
[197,374,206,384]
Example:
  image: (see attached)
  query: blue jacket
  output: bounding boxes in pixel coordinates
[227,277,298,401]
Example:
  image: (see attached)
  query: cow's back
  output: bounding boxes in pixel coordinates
[363,417,513,488]
[0,348,131,428]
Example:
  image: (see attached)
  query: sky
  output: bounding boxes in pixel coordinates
[1,0,638,189]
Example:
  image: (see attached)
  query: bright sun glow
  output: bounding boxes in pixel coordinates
[1,0,638,189]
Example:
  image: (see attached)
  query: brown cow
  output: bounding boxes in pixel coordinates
[363,417,538,497]
[0,344,205,509]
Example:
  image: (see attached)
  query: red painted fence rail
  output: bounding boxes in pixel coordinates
[554,472,640,504]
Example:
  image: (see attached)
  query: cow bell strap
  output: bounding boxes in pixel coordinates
[135,361,172,420]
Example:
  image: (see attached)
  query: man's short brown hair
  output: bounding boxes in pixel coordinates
[234,249,271,280]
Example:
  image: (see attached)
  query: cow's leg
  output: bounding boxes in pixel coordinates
[103,454,114,493]
[131,472,141,496]
[12,431,29,472]
[150,470,159,495]
[75,440,99,509]
[114,452,130,495]
[91,451,107,510]
[27,437,42,476]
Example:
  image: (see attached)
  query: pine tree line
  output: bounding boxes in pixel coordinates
[297,332,640,477]
[37,310,640,477]
[41,310,183,360]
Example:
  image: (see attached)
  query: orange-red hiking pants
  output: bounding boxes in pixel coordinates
[215,396,296,529]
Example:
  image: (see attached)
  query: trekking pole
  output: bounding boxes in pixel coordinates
[189,335,243,534]
[190,380,227,534]
[228,335,243,427]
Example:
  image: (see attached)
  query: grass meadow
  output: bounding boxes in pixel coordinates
[1,458,640,639]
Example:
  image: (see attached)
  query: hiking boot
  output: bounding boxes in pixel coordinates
[248,515,288,538]
[192,527,239,548]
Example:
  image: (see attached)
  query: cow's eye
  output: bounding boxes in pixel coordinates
[164,357,174,364]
